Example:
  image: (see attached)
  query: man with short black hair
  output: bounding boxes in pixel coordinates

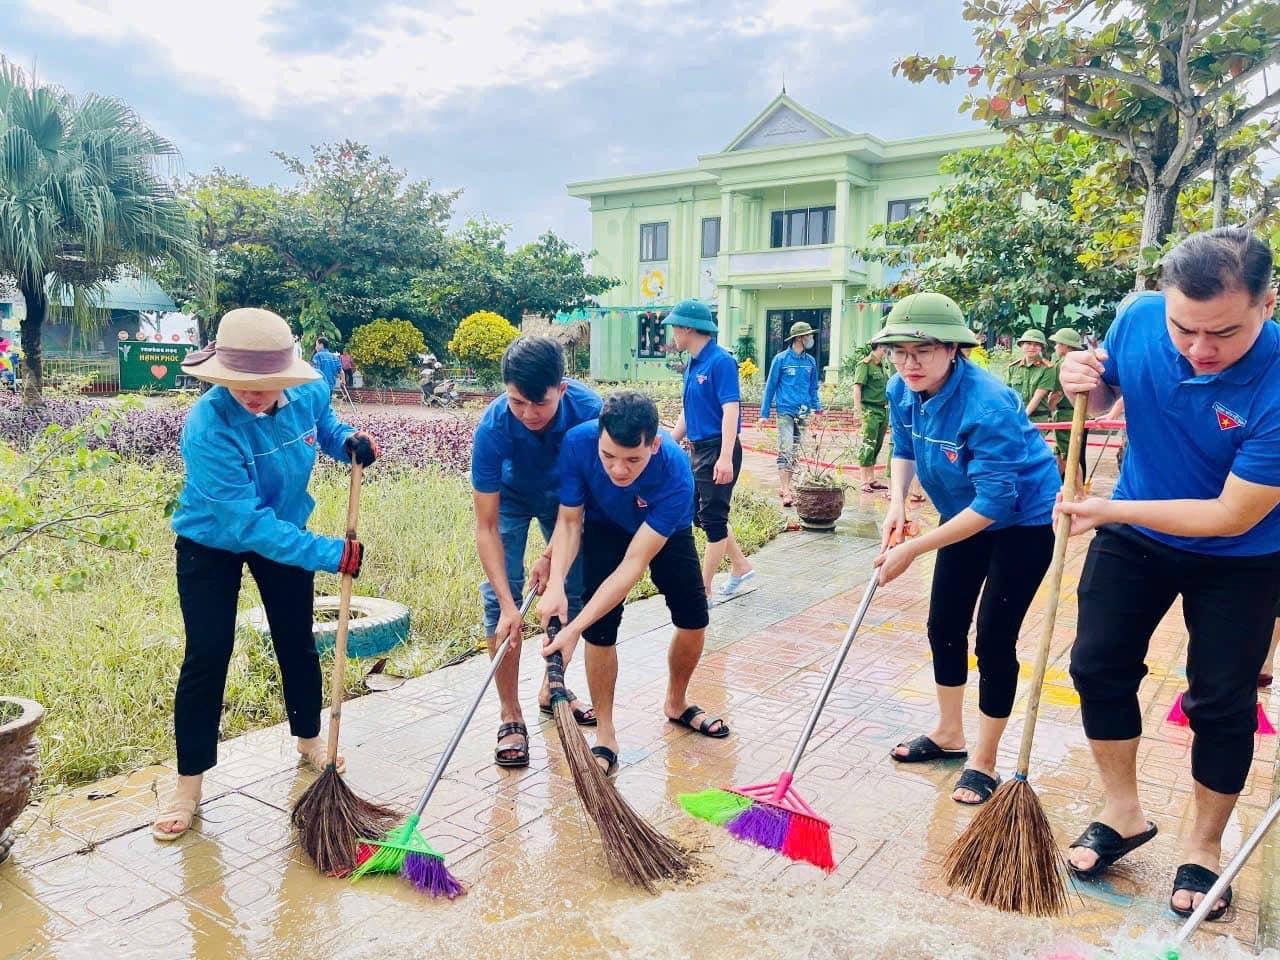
[472,336,600,768]
[311,337,342,393]
[1058,227,1280,921]
[540,391,728,777]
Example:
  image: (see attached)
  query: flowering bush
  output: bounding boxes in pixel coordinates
[447,310,519,387]
[738,357,759,382]
[348,318,427,387]
[966,344,990,368]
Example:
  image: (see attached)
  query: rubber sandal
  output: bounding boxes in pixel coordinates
[1170,862,1232,921]
[860,483,877,493]
[952,768,1000,805]
[910,493,926,504]
[1067,820,1158,879]
[1260,673,1274,688]
[668,704,730,739]
[890,734,968,763]
[299,742,345,774]
[719,570,757,596]
[869,481,888,490]
[591,745,619,777]
[152,791,201,841]
[494,722,530,768]
[539,691,597,726]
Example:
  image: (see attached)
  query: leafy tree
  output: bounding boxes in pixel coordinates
[861,132,1134,337]
[895,1,1280,275]
[447,309,520,387]
[347,318,426,387]
[0,60,203,404]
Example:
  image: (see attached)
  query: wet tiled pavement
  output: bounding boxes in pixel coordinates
[4,467,1279,959]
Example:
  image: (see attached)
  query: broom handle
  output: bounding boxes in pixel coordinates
[324,458,363,769]
[1085,425,1117,485]
[785,574,879,775]
[1173,787,1280,943]
[1014,397,1088,777]
[409,591,538,818]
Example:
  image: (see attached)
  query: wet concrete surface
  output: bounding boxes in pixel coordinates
[4,462,1279,959]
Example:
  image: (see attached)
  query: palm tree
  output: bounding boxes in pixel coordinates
[0,59,203,404]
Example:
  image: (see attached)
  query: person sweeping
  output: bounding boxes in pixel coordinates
[875,294,1060,806]
[760,320,823,506]
[153,307,376,841]
[1057,228,1280,922]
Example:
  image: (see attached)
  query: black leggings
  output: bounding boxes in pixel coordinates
[174,537,322,776]
[928,523,1054,719]
[1070,525,1280,795]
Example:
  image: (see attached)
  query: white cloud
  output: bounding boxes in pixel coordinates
[27,0,615,122]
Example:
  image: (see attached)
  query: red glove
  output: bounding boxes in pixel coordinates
[344,432,380,467]
[338,537,364,577]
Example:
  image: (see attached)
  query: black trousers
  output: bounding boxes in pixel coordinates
[928,523,1055,719]
[690,437,742,544]
[174,537,321,776]
[1070,524,1280,795]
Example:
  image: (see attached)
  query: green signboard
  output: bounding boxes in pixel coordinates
[118,340,195,390]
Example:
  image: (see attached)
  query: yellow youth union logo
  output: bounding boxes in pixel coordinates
[640,268,666,301]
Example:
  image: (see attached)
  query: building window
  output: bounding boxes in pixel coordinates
[639,222,669,262]
[769,206,835,248]
[637,311,668,359]
[887,198,926,223]
[700,217,721,258]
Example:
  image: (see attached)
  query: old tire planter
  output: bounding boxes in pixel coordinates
[239,596,411,658]
[794,485,846,531]
[0,697,44,865]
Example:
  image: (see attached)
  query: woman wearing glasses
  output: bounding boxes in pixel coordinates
[874,293,1060,805]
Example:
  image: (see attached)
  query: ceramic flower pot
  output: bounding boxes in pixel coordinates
[794,484,846,531]
[0,697,44,865]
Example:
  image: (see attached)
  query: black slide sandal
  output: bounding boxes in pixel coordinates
[890,734,968,763]
[1170,863,1232,921]
[494,721,529,768]
[952,768,1001,805]
[590,745,619,777]
[668,704,730,738]
[1067,820,1158,879]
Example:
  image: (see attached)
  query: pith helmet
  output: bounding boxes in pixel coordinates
[870,293,978,347]
[662,299,718,334]
[785,321,817,341]
[1017,328,1048,347]
[1049,328,1083,349]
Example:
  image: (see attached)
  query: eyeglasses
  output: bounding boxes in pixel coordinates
[888,345,939,365]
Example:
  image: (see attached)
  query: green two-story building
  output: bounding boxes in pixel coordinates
[566,93,1000,381]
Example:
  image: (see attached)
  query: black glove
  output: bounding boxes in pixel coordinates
[344,431,379,467]
[338,537,364,578]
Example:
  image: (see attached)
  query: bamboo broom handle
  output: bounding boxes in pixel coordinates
[324,458,363,769]
[1014,397,1089,776]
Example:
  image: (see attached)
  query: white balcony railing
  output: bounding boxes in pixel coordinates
[728,245,831,275]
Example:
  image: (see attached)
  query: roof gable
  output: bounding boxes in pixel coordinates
[723,94,850,153]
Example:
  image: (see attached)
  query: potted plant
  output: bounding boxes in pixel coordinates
[792,423,851,531]
[0,697,44,864]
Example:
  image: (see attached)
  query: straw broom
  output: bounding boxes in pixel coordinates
[941,396,1089,917]
[545,620,694,892]
[291,460,398,876]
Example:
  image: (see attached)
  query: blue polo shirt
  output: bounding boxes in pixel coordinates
[1103,291,1280,557]
[760,348,823,419]
[888,358,1059,528]
[471,379,603,501]
[171,380,353,572]
[559,421,695,537]
[682,341,741,442]
[311,350,342,390]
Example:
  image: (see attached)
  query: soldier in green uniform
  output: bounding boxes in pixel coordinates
[1048,327,1087,484]
[1005,329,1056,429]
[853,342,893,493]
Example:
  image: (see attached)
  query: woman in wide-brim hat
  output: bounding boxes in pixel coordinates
[872,293,1061,805]
[153,308,380,841]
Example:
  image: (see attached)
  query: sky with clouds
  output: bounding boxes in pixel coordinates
[3,1,999,249]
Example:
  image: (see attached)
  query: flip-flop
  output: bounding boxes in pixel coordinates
[668,704,730,738]
[890,734,968,763]
[152,791,201,842]
[590,745,619,777]
[952,768,1000,805]
[1067,820,1158,879]
[494,721,530,768]
[540,690,597,726]
[1170,862,1232,921]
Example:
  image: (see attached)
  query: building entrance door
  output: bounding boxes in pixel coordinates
[765,308,830,373]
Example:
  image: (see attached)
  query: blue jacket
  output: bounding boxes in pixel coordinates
[760,348,823,418]
[888,358,1059,528]
[171,380,354,571]
[312,350,342,390]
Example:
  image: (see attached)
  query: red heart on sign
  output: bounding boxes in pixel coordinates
[150,364,168,379]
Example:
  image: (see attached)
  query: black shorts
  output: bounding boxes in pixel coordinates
[690,437,742,544]
[580,519,709,647]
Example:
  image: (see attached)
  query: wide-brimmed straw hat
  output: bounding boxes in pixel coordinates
[182,308,319,389]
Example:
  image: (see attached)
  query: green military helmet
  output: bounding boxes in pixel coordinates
[1049,327,1084,349]
[1017,328,1048,347]
[661,298,718,334]
[870,292,978,347]
[785,320,817,341]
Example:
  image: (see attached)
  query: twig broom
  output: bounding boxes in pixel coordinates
[545,619,694,892]
[349,591,538,896]
[291,459,398,876]
[941,396,1089,917]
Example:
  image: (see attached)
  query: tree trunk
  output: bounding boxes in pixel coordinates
[17,279,46,407]
[1137,183,1181,290]
[1211,153,1231,229]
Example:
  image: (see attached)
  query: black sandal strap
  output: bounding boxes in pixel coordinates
[590,745,617,766]
[953,768,1000,803]
[1171,863,1232,920]
[496,722,528,740]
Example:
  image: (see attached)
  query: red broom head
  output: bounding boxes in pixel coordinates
[780,812,834,871]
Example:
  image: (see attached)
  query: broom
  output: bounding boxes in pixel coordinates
[349,591,539,896]
[678,568,882,871]
[544,619,694,892]
[941,396,1090,917]
[291,459,398,876]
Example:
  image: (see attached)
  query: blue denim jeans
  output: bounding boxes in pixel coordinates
[480,492,584,635]
[776,412,805,469]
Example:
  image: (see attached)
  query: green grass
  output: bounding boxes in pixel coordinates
[5,464,784,795]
